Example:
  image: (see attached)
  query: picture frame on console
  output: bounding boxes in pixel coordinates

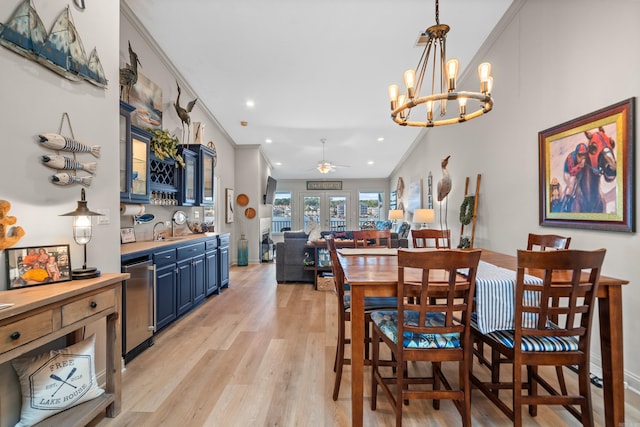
[538,98,635,232]
[5,245,72,289]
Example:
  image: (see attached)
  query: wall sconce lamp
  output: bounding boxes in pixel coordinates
[412,208,435,229]
[60,189,104,279]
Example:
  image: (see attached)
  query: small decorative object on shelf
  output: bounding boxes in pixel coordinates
[174,81,197,144]
[0,200,25,251]
[148,128,185,167]
[120,41,140,102]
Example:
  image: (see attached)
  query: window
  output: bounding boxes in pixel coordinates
[358,191,383,229]
[272,191,291,233]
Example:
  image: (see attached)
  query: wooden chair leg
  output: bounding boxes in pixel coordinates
[528,366,537,417]
[370,327,380,410]
[578,363,595,427]
[432,362,441,410]
[491,348,501,397]
[333,317,346,400]
[555,365,568,395]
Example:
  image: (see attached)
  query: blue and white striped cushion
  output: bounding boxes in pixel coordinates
[370,310,461,349]
[471,313,578,352]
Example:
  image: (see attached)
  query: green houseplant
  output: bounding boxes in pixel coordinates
[147,128,185,167]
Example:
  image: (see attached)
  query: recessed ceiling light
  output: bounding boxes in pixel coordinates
[275,162,282,166]
[246,100,255,108]
[265,138,272,143]
[377,137,384,142]
[240,121,248,126]
[368,161,374,165]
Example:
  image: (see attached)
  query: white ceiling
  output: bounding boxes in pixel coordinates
[124,0,513,180]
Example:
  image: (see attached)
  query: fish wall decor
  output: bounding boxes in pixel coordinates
[41,154,97,174]
[50,173,92,187]
[39,133,100,157]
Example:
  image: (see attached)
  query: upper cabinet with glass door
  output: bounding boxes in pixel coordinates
[177,144,215,206]
[120,101,151,203]
[198,144,216,206]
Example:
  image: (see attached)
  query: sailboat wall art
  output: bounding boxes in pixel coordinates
[0,0,108,88]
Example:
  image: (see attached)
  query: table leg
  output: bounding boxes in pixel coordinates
[598,284,624,426]
[351,286,365,427]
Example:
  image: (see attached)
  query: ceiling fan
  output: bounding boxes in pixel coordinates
[316,138,349,174]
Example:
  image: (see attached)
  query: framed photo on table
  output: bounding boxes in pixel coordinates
[120,227,136,244]
[5,245,72,289]
[538,98,635,232]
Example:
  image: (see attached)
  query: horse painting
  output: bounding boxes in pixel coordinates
[564,127,616,213]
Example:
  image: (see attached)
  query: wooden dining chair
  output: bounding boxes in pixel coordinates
[474,233,573,380]
[526,233,571,251]
[352,229,392,248]
[411,228,451,249]
[370,249,481,427]
[325,235,396,400]
[470,249,606,426]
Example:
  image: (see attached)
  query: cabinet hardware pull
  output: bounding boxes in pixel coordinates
[90,301,98,308]
[10,331,21,340]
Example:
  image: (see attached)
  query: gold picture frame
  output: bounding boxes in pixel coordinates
[538,98,635,232]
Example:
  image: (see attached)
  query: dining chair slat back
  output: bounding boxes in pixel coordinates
[526,233,571,251]
[411,228,452,249]
[352,230,392,248]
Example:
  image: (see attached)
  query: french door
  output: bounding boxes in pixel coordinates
[299,192,351,232]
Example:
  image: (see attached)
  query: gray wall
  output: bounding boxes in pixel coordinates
[0,3,119,425]
[391,0,640,392]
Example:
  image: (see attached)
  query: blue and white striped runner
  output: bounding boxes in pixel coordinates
[463,261,544,334]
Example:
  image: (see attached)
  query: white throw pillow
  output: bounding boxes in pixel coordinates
[11,334,105,427]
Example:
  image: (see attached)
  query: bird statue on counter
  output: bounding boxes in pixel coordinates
[437,155,452,231]
[119,42,140,103]
[174,81,198,144]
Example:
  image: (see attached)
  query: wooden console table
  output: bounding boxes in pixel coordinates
[0,273,129,426]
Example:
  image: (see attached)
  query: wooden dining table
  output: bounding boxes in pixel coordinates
[338,248,629,427]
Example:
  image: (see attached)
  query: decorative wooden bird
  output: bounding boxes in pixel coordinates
[437,155,451,202]
[119,42,140,102]
[174,81,198,144]
[437,155,452,230]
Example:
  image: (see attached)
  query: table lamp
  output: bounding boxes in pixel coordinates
[388,209,404,227]
[60,189,104,279]
[412,208,435,229]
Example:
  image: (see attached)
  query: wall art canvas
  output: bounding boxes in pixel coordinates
[406,179,422,213]
[225,188,234,223]
[538,98,635,232]
[128,71,162,130]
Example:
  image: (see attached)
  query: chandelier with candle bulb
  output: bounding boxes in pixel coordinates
[388,0,494,127]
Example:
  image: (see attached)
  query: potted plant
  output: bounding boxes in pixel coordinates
[147,128,185,167]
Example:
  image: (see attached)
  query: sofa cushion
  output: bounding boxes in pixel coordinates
[283,231,308,239]
[375,220,392,230]
[320,231,353,240]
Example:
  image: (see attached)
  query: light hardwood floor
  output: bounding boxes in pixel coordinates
[92,262,640,426]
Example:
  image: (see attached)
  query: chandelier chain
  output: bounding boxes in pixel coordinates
[435,0,440,25]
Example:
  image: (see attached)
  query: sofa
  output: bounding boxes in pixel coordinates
[275,231,315,283]
[275,223,410,284]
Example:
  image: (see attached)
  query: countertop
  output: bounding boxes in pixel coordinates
[121,232,220,258]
